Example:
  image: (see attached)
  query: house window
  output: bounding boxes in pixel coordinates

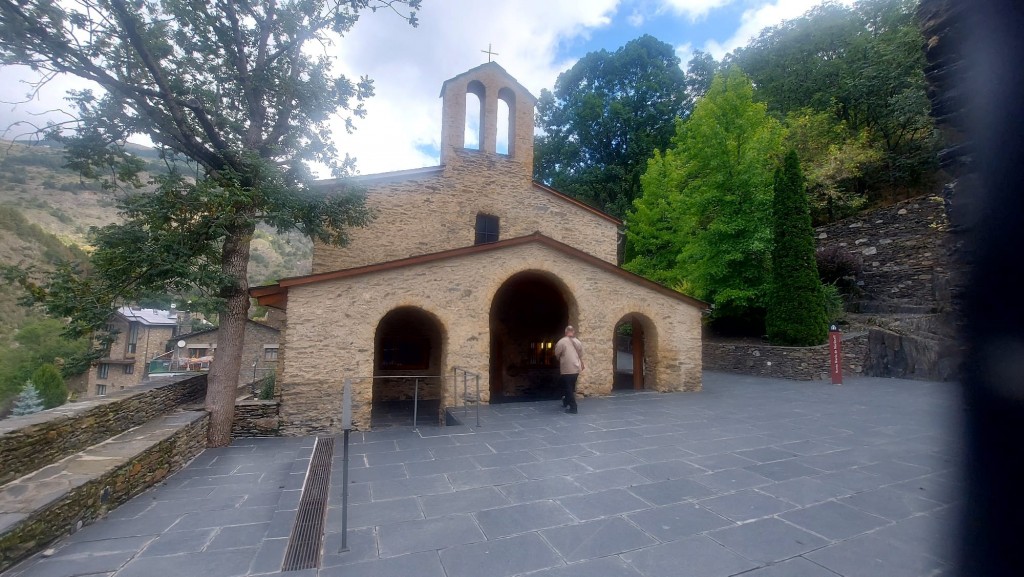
[475,213,499,244]
[380,337,430,370]
[98,363,109,379]
[188,347,208,358]
[96,383,107,396]
[264,347,279,361]
[126,322,140,354]
[124,364,135,375]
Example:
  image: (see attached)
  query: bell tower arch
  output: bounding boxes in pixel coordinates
[439,62,537,173]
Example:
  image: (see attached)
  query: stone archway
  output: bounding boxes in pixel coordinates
[372,307,445,427]
[489,271,576,403]
[613,314,658,390]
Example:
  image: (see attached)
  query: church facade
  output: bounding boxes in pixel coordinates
[253,63,708,434]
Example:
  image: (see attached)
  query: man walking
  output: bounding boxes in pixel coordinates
[554,325,584,414]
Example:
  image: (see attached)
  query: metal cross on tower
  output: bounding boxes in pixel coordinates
[481,43,499,62]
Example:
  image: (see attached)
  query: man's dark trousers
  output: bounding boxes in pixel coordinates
[560,373,579,412]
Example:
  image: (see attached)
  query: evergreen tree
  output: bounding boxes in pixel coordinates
[766,150,829,346]
[31,364,67,409]
[11,382,44,416]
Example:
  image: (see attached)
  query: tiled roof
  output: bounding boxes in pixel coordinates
[116,307,178,326]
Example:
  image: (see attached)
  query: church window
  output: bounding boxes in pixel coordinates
[475,213,500,244]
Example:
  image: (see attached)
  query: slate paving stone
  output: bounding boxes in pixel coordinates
[573,452,644,471]
[369,473,452,501]
[447,466,527,490]
[744,459,824,482]
[319,550,447,577]
[627,478,716,506]
[70,512,185,541]
[889,474,963,505]
[320,528,379,567]
[739,556,841,577]
[42,535,152,557]
[557,488,651,521]
[697,489,796,522]
[621,535,758,577]
[733,447,801,463]
[838,486,944,521]
[418,486,510,518]
[758,476,852,507]
[403,456,479,477]
[524,556,644,577]
[474,500,576,538]
[626,502,733,542]
[377,514,485,557]
[572,467,651,492]
[167,505,277,531]
[694,467,774,492]
[869,513,956,563]
[779,500,891,540]
[498,476,584,503]
[806,533,952,577]
[708,517,828,564]
[812,468,887,492]
[137,528,217,557]
[347,464,406,483]
[471,450,539,469]
[363,448,436,466]
[114,547,258,577]
[342,497,423,529]
[516,457,591,480]
[12,552,135,577]
[207,522,270,550]
[632,460,706,481]
[528,445,596,461]
[439,532,562,577]
[248,536,288,575]
[683,453,756,472]
[626,446,695,463]
[541,516,656,562]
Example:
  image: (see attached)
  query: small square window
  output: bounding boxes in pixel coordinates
[264,347,279,361]
[475,214,500,245]
[96,384,107,396]
[98,363,109,379]
[124,364,135,375]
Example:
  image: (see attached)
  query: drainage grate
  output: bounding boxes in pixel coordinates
[281,436,335,571]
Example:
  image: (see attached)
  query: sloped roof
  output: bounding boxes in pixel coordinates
[251,232,708,311]
[116,307,178,326]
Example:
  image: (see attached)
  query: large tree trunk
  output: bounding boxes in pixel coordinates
[205,223,255,447]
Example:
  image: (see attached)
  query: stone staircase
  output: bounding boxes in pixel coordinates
[0,375,209,572]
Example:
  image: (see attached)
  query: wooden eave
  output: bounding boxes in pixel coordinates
[249,232,708,312]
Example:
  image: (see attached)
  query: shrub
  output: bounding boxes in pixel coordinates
[257,372,276,400]
[822,283,846,323]
[31,363,68,409]
[816,245,863,289]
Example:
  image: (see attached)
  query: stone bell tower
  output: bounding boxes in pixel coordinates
[438,62,538,174]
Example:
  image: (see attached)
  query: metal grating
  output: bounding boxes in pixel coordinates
[281,436,335,571]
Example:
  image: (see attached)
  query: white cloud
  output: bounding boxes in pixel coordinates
[702,0,856,60]
[674,42,695,70]
[628,10,646,26]
[657,0,736,21]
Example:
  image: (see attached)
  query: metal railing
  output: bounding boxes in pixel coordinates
[452,367,481,427]
[345,375,446,430]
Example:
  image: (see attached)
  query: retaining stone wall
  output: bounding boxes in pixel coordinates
[0,412,208,571]
[0,374,206,486]
[703,333,868,381]
[232,400,281,437]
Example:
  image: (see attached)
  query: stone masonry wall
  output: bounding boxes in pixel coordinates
[312,155,620,273]
[0,374,206,486]
[703,333,868,381]
[0,412,208,571]
[232,400,281,437]
[177,322,280,387]
[281,241,704,434]
[815,196,949,312]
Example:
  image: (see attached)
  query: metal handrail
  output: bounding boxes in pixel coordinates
[451,367,481,427]
[344,374,447,430]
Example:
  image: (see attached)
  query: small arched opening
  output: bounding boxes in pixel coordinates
[613,314,658,390]
[464,80,486,151]
[497,87,516,156]
[489,271,577,402]
[372,307,446,427]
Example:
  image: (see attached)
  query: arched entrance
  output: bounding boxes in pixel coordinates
[372,307,445,427]
[613,314,657,390]
[489,271,575,403]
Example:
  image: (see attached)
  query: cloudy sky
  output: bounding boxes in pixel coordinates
[0,0,845,176]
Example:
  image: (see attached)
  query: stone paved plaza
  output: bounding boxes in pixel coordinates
[3,372,964,577]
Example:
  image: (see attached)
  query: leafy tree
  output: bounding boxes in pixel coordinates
[11,382,44,416]
[534,34,689,218]
[683,50,719,107]
[0,0,420,446]
[31,363,67,409]
[0,318,89,406]
[626,67,783,329]
[766,150,828,346]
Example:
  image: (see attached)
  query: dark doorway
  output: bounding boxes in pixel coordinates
[372,307,444,427]
[613,315,648,390]
[489,272,573,403]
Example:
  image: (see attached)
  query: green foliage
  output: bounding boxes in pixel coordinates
[626,67,783,327]
[11,382,44,416]
[0,205,88,264]
[766,151,828,346]
[257,372,276,400]
[0,317,90,409]
[31,363,67,409]
[816,245,864,293]
[821,283,846,324]
[534,35,690,217]
[731,0,937,202]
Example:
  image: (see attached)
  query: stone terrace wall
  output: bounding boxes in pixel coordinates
[232,400,281,437]
[815,196,950,312]
[703,333,868,381]
[0,374,206,486]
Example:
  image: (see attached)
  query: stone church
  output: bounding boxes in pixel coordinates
[252,62,708,434]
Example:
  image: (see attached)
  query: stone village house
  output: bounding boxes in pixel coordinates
[169,320,280,389]
[84,306,179,397]
[253,63,708,433]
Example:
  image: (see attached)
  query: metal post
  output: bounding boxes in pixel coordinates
[475,373,480,427]
[463,371,468,419]
[339,378,352,553]
[413,377,419,430]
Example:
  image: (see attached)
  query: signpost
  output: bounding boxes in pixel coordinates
[339,378,352,552]
[828,325,843,385]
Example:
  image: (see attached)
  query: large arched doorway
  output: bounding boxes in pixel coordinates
[613,314,657,390]
[372,307,445,427]
[489,272,575,403]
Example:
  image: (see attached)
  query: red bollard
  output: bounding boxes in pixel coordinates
[828,325,843,385]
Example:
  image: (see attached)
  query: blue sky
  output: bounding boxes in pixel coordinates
[0,0,851,175]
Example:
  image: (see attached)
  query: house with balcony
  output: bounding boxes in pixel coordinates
[85,307,180,396]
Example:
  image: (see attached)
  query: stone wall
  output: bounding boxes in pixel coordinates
[703,333,868,381]
[0,374,206,486]
[0,411,208,571]
[815,196,949,313]
[232,400,281,437]
[281,240,704,434]
[176,321,280,387]
[312,159,620,274]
